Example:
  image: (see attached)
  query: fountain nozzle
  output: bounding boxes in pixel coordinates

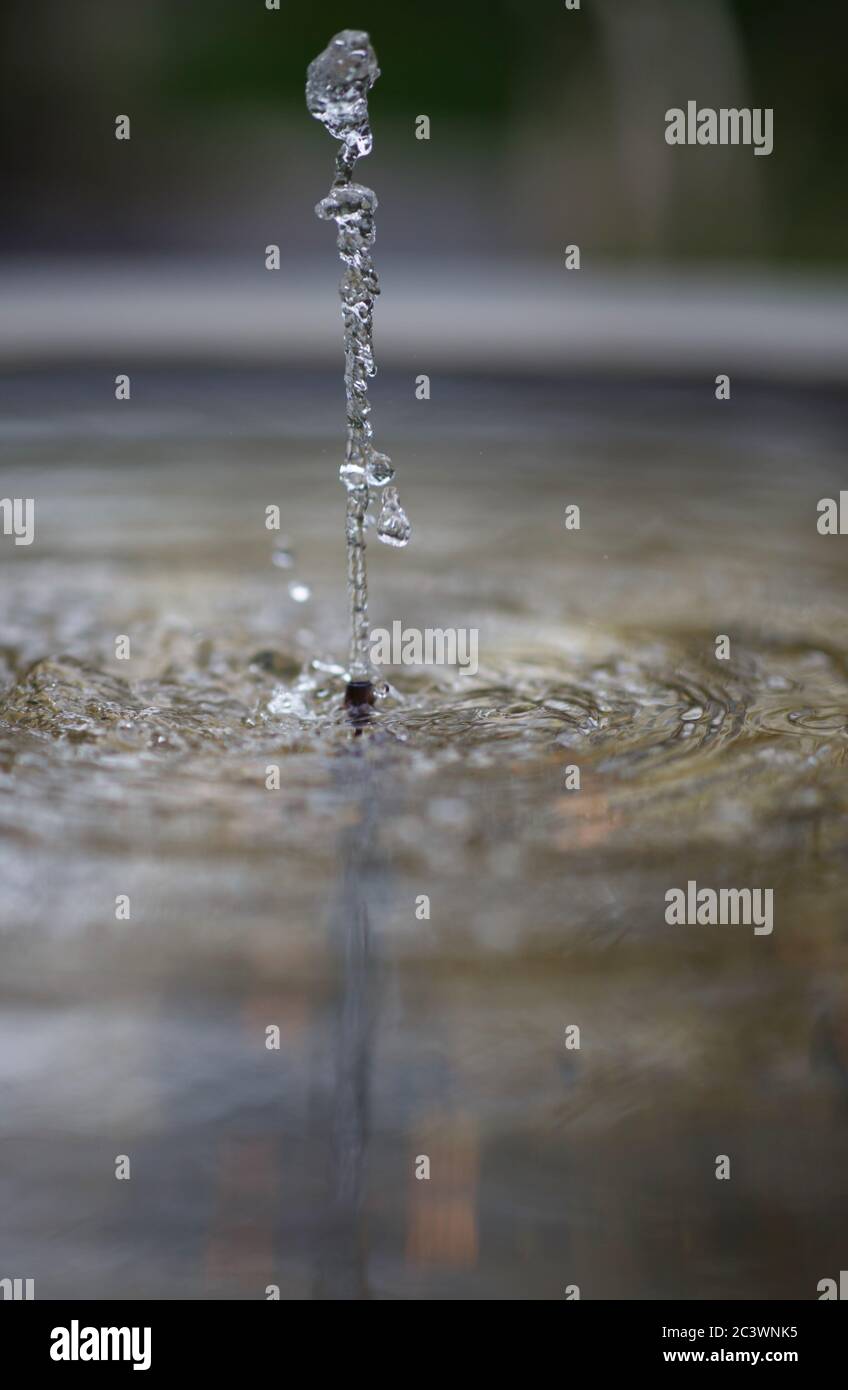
[344,678,376,730]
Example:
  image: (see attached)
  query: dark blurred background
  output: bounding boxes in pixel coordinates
[1,0,846,262]
[0,0,845,376]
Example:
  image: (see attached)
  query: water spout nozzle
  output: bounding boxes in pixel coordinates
[344,678,376,726]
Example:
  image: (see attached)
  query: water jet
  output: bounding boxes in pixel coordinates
[306,30,411,715]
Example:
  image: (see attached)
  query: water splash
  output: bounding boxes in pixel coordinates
[307,30,411,682]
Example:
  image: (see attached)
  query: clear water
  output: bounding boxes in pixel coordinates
[308,31,410,681]
[1,370,847,1299]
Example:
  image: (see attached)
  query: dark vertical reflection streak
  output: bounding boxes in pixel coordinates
[316,747,386,1299]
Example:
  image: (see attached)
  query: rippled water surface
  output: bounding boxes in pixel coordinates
[2,371,847,1299]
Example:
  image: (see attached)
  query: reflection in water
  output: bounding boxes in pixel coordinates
[405,1113,479,1268]
[1,373,848,1298]
[316,745,482,1296]
[317,753,380,1300]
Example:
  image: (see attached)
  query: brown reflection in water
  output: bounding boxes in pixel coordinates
[552,788,622,850]
[204,1137,278,1290]
[406,1113,479,1267]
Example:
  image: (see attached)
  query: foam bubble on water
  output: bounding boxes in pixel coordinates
[307,30,410,679]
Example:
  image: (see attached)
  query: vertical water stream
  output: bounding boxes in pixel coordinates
[307,30,411,682]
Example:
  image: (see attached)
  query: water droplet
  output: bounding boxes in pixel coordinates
[377,486,412,548]
[315,182,377,225]
[366,450,394,486]
[339,457,366,489]
[288,582,311,603]
[311,658,346,676]
[306,30,379,164]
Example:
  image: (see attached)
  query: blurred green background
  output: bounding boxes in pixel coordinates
[1,0,845,265]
